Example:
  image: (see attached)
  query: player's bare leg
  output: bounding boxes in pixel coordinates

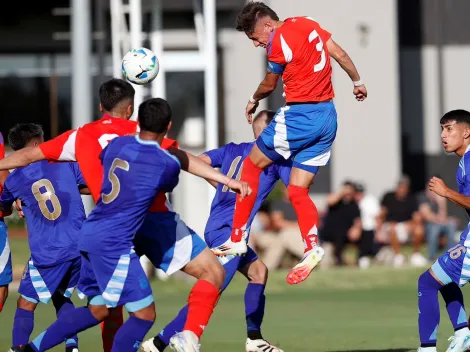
[0,285,8,312]
[169,248,224,352]
[285,167,324,285]
[213,145,273,257]
[239,260,284,352]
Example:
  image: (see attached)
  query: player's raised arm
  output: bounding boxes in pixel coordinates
[326,38,367,101]
[169,147,251,199]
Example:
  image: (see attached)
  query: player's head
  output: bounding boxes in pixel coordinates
[138,98,172,138]
[236,2,279,48]
[252,110,275,138]
[440,109,470,155]
[99,78,135,119]
[8,123,44,151]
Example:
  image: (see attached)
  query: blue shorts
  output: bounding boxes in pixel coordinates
[134,212,207,275]
[19,257,80,304]
[432,232,470,287]
[257,102,337,173]
[0,222,12,286]
[206,226,258,291]
[77,250,153,313]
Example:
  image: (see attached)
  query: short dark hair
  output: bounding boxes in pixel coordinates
[99,78,135,111]
[440,109,470,126]
[236,1,279,33]
[8,123,44,151]
[253,110,275,125]
[138,98,172,134]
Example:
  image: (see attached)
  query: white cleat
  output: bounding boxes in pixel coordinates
[140,339,161,352]
[211,238,248,257]
[169,331,200,352]
[246,338,284,352]
[446,333,470,352]
[286,246,325,285]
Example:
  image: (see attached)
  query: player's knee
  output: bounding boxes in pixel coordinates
[17,295,36,311]
[247,260,268,285]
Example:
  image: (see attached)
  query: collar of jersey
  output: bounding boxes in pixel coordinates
[135,135,161,148]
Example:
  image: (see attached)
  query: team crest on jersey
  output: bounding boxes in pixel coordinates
[22,262,29,280]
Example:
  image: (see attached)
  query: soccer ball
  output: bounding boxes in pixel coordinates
[122,48,159,85]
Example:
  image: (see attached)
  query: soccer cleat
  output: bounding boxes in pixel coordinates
[246,338,284,352]
[286,246,325,285]
[169,331,200,352]
[140,339,161,352]
[446,334,470,352]
[211,238,248,257]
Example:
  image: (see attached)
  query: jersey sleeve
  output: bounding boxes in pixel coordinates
[70,162,86,186]
[40,129,77,162]
[204,144,229,168]
[0,132,5,159]
[267,32,288,74]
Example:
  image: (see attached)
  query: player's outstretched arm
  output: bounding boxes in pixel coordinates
[326,38,367,101]
[169,147,251,199]
[197,154,218,189]
[0,147,45,172]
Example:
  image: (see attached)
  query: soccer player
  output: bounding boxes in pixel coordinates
[9,98,249,352]
[1,123,88,352]
[141,110,289,352]
[0,78,226,352]
[416,109,470,352]
[0,132,12,312]
[214,2,367,285]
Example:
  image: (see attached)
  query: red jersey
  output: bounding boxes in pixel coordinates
[267,17,334,103]
[39,115,178,211]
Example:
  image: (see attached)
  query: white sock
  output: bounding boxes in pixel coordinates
[455,327,470,338]
[419,347,436,352]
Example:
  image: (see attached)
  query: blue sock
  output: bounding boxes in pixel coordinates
[54,297,79,348]
[29,307,100,351]
[245,283,265,339]
[440,282,469,331]
[418,270,442,346]
[157,305,188,346]
[112,316,154,352]
[13,308,35,346]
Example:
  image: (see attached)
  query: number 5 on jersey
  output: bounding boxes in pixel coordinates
[102,158,130,204]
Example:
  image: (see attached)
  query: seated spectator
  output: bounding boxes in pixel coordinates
[354,183,381,269]
[320,180,362,266]
[250,185,304,270]
[377,175,426,267]
[418,181,458,261]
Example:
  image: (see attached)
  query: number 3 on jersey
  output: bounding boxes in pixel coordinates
[102,158,130,204]
[305,17,326,72]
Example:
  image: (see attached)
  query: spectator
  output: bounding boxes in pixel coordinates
[251,185,304,270]
[378,175,426,267]
[320,181,362,266]
[418,181,458,261]
[354,183,381,269]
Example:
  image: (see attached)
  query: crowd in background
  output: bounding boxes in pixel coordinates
[249,175,461,271]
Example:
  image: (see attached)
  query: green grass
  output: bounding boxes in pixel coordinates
[1,238,466,351]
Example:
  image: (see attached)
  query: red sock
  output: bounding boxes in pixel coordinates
[184,280,220,338]
[287,184,319,252]
[101,306,124,352]
[231,156,263,242]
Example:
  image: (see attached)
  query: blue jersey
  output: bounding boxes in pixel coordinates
[79,136,181,255]
[457,147,470,218]
[1,160,86,267]
[204,142,291,234]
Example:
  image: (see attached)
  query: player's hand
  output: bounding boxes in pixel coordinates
[227,179,252,200]
[245,101,259,124]
[429,177,448,198]
[353,85,367,101]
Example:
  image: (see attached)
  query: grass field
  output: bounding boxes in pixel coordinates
[1,238,467,351]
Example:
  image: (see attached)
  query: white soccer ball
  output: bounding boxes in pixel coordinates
[122,48,159,85]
